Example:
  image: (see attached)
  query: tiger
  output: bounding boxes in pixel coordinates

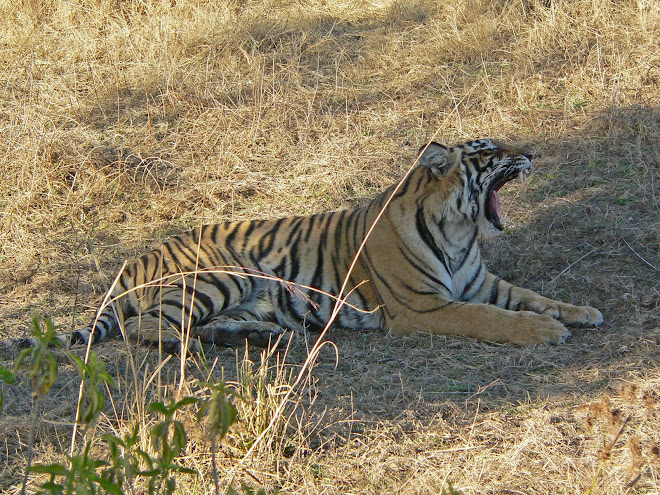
[16,138,603,354]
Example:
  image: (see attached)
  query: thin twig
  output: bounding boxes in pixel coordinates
[622,237,660,272]
[548,248,598,284]
[70,259,129,456]
[221,131,445,490]
[20,396,41,495]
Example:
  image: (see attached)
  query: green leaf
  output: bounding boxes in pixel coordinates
[37,480,65,494]
[164,477,176,495]
[148,402,168,415]
[172,396,198,410]
[98,478,124,495]
[69,354,86,375]
[151,421,168,440]
[219,401,238,437]
[134,448,154,469]
[0,365,16,384]
[14,347,31,370]
[29,463,70,476]
[171,421,188,454]
[101,434,127,449]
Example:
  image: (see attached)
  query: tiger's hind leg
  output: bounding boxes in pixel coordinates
[120,271,253,354]
[117,281,286,352]
[195,309,289,348]
[122,313,203,354]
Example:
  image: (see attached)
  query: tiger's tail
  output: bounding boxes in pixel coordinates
[69,304,119,346]
[14,305,118,350]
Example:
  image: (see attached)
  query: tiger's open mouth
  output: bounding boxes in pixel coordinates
[485,167,530,231]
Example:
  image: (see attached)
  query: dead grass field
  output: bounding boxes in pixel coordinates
[1,0,659,493]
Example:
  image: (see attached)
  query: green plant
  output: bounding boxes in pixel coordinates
[197,380,239,495]
[69,352,115,429]
[31,442,118,495]
[0,361,16,412]
[15,315,62,495]
[144,398,199,495]
[7,314,283,495]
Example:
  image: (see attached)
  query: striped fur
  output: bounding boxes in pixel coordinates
[17,139,603,353]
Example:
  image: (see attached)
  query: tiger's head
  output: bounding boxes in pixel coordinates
[418,138,532,237]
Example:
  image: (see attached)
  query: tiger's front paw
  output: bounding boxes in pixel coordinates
[512,312,571,345]
[555,304,604,328]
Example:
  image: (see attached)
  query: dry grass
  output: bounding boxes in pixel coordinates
[1,0,659,493]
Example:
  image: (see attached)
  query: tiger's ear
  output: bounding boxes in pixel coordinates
[418,142,453,177]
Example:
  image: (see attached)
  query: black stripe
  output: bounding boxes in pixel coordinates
[91,327,106,343]
[394,280,457,314]
[271,257,288,279]
[285,216,305,245]
[181,234,217,267]
[346,271,370,314]
[309,214,332,292]
[146,310,180,328]
[166,237,199,268]
[144,252,160,284]
[489,277,501,305]
[453,230,478,272]
[202,271,233,311]
[182,281,216,314]
[366,266,397,317]
[202,241,227,266]
[416,169,434,193]
[159,298,185,311]
[120,265,134,287]
[287,235,302,281]
[504,285,513,309]
[349,208,362,252]
[239,308,260,320]
[283,284,303,323]
[207,223,220,241]
[460,263,483,301]
[333,210,347,250]
[261,218,286,257]
[392,171,416,199]
[304,214,318,243]
[190,286,216,315]
[123,303,137,320]
[415,209,451,274]
[224,222,242,247]
[240,220,263,252]
[398,246,451,293]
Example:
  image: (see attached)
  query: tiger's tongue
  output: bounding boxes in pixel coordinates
[490,189,502,221]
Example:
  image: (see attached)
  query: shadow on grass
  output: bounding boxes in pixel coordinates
[3,106,658,421]
[303,104,660,422]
